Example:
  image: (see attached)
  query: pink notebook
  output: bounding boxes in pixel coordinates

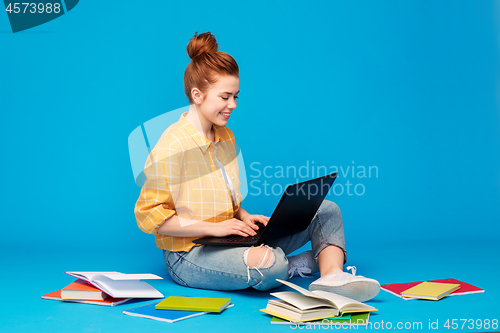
[381,278,484,300]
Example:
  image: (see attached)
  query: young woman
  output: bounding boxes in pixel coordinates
[134,32,380,302]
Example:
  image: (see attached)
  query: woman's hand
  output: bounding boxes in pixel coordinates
[231,207,270,236]
[240,214,270,231]
[209,218,259,238]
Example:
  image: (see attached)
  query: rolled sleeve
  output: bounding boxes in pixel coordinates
[134,144,182,235]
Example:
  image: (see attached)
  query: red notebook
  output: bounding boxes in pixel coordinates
[42,290,130,306]
[61,279,107,300]
[381,278,484,300]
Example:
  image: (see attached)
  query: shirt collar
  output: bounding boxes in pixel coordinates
[178,112,222,153]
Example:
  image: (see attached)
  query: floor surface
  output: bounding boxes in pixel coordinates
[2,238,498,332]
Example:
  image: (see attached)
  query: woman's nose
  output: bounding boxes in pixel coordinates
[228,98,237,109]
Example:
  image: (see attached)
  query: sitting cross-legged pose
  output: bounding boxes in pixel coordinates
[134,31,380,302]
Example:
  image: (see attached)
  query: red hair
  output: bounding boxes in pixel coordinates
[184,32,239,104]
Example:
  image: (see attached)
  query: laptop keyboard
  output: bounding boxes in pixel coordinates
[223,222,265,243]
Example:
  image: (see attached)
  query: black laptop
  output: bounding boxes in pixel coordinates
[193,172,338,246]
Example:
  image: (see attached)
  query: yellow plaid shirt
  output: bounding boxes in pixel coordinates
[134,112,243,252]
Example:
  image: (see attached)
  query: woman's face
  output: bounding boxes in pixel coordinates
[196,75,239,127]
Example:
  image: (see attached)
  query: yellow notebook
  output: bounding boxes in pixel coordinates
[155,296,232,313]
[260,308,337,323]
[401,282,460,300]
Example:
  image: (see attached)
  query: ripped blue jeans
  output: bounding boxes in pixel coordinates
[162,200,346,291]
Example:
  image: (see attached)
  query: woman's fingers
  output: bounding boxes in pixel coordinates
[239,218,259,231]
[247,220,259,230]
[243,223,257,236]
[235,219,256,236]
[259,215,270,226]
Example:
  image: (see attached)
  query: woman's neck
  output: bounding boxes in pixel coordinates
[185,104,215,141]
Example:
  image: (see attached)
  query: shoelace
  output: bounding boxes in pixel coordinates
[347,265,357,276]
[288,266,312,279]
[288,259,313,278]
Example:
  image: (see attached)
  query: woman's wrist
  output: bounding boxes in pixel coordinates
[158,215,214,238]
[235,207,249,220]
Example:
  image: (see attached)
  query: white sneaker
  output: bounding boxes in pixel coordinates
[309,266,380,302]
[287,250,319,278]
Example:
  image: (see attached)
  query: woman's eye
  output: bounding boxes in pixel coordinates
[221,97,228,100]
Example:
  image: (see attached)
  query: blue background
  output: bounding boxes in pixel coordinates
[1,0,499,332]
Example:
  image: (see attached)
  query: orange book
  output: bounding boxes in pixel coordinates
[42,290,130,306]
[61,279,107,300]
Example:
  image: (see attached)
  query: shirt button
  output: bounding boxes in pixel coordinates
[231,177,234,180]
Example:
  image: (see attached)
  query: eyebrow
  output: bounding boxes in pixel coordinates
[219,91,240,95]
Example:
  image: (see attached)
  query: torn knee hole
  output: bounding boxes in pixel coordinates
[244,245,275,268]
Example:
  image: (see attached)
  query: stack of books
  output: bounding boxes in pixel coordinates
[270,313,371,327]
[41,271,164,306]
[260,279,376,326]
[381,278,484,301]
[123,296,233,323]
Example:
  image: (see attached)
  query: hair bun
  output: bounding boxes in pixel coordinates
[187,31,219,59]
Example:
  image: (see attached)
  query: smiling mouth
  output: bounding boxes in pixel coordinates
[220,112,231,118]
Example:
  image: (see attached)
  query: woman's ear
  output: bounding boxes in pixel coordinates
[191,88,204,105]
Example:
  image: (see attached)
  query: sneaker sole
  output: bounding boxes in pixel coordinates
[309,280,380,303]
